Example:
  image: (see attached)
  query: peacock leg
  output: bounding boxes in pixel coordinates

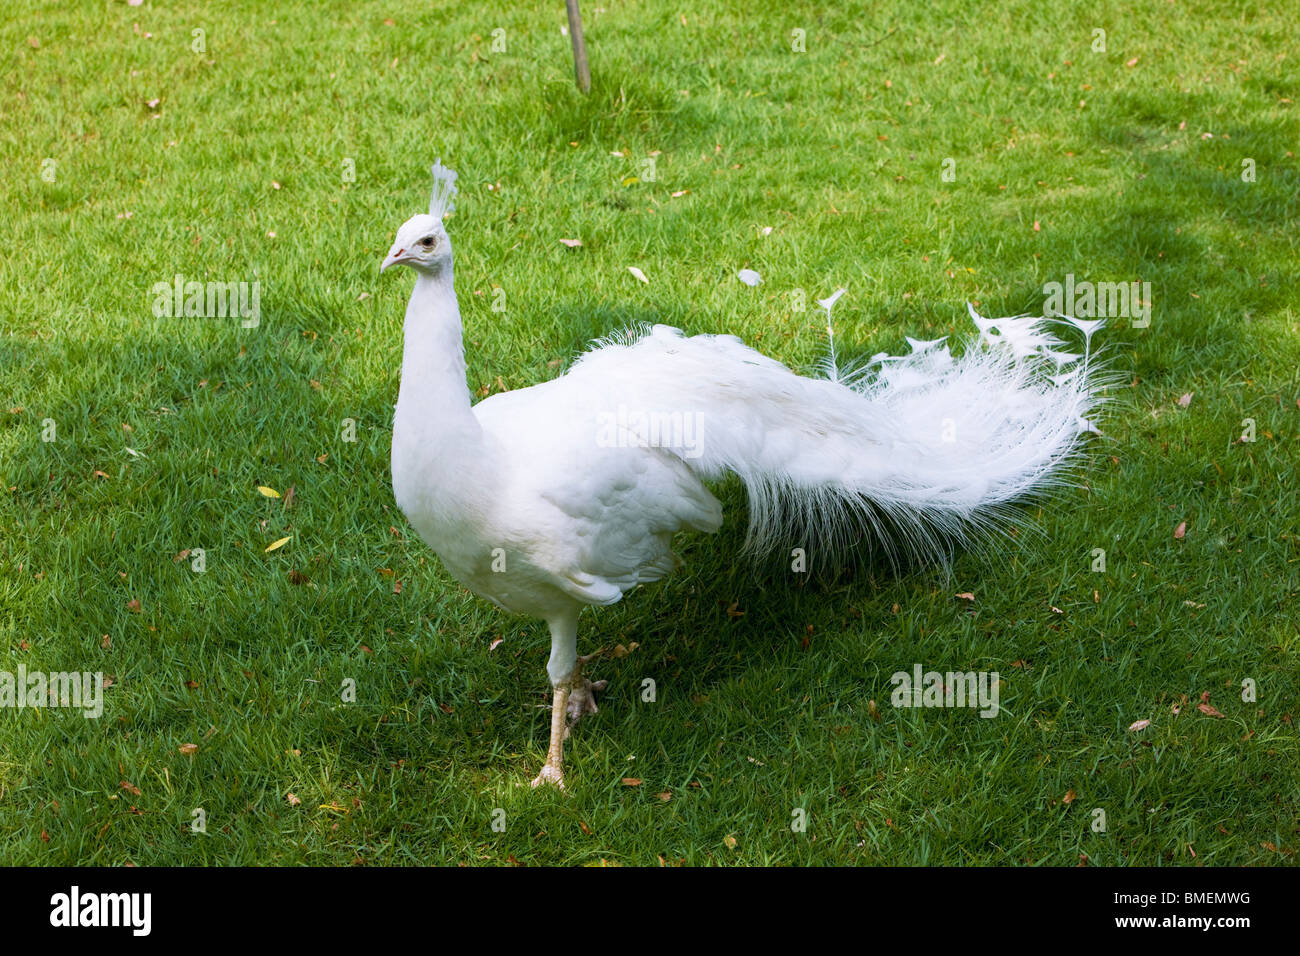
[531,680,572,788]
[532,609,580,788]
[531,612,608,788]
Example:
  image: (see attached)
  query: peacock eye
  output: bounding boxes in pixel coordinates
[420,236,437,248]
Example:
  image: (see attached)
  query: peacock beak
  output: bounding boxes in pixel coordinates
[380,245,409,273]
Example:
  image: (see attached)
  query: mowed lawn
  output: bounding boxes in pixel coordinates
[0,0,1297,865]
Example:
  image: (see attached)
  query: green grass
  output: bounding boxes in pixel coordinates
[1,0,1297,865]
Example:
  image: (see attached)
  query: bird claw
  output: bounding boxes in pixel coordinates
[563,677,607,732]
[530,762,565,789]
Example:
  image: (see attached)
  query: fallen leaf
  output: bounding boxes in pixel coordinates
[723,834,738,849]
[1197,702,1225,718]
[1128,719,1151,732]
[955,592,975,601]
[737,268,762,286]
[621,777,642,786]
[265,536,291,553]
[178,743,198,756]
[1174,521,1186,540]
[125,599,141,614]
[1177,392,1193,407]
[257,486,280,498]
[559,238,583,248]
[1063,789,1076,804]
[286,792,301,806]
[120,781,142,797]
[627,266,649,284]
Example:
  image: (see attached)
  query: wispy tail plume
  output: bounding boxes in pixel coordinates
[577,304,1110,570]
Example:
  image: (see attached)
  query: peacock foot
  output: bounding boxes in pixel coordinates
[530,761,565,790]
[564,676,607,730]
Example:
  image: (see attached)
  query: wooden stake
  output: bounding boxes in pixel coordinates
[565,0,591,94]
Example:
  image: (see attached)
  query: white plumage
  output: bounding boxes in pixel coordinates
[381,163,1105,788]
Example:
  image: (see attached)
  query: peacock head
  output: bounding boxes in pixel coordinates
[381,159,458,277]
[381,213,452,277]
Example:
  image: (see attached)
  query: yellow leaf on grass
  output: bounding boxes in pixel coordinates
[257,486,280,498]
[265,536,291,553]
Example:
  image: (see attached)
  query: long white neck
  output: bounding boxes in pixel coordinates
[392,267,488,512]
[395,268,478,432]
